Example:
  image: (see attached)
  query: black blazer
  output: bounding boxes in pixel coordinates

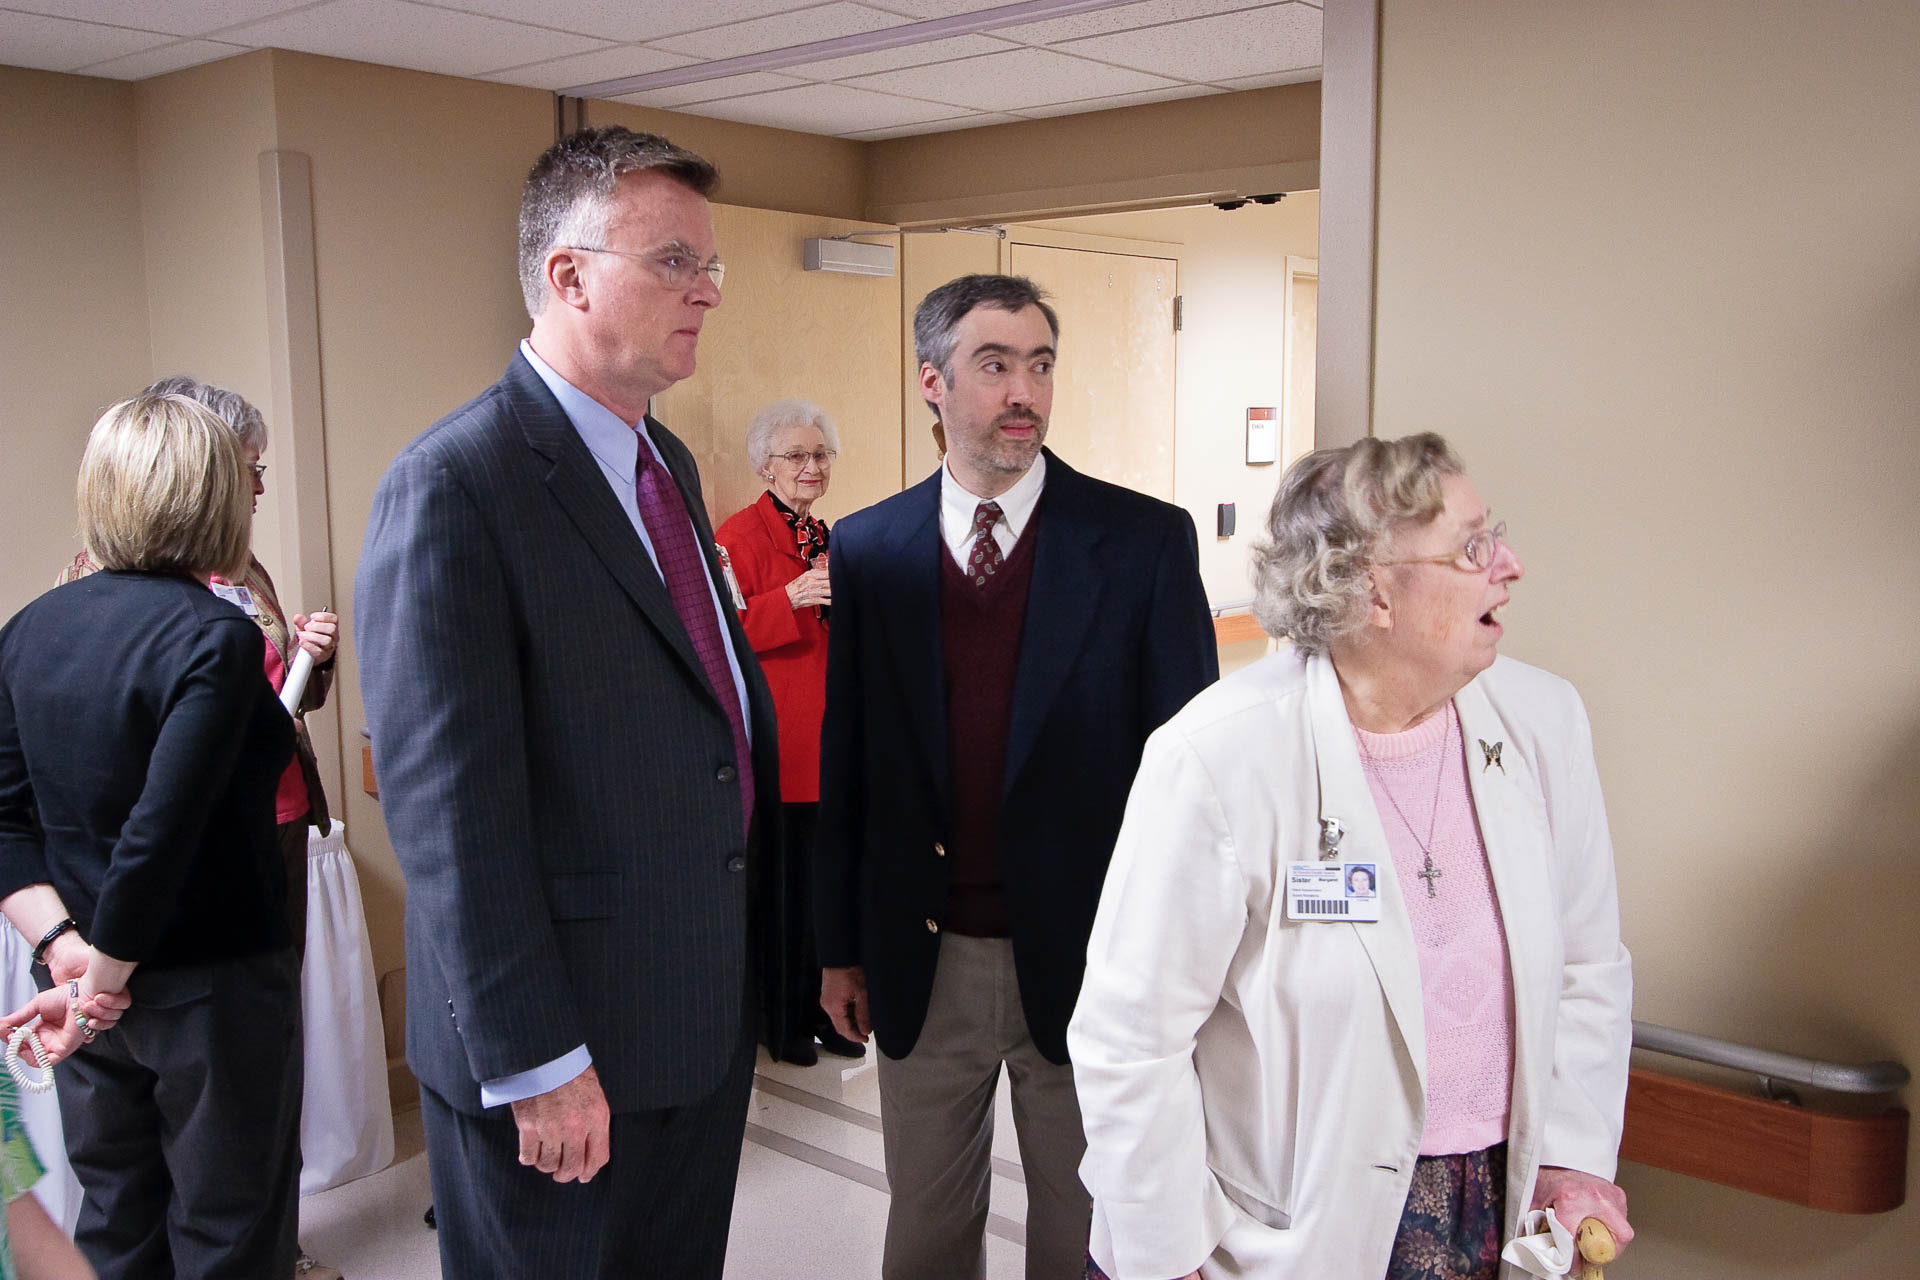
[356,353,782,1117]
[815,452,1218,1063]
[0,572,293,968]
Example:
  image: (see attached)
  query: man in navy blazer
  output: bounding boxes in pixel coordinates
[816,274,1219,1278]
[356,128,780,1278]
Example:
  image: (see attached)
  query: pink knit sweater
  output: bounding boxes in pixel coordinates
[1354,702,1515,1156]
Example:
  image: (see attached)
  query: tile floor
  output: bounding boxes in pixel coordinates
[298,1049,1031,1278]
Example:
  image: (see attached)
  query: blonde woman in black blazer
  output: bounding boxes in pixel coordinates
[0,394,303,1280]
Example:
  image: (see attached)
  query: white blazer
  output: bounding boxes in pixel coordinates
[1068,651,1632,1280]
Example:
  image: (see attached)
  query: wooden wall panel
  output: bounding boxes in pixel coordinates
[653,204,903,529]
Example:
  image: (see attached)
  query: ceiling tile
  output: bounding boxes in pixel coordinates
[1215,67,1320,90]
[652,2,904,60]
[846,46,1179,112]
[1055,4,1319,82]
[0,1,304,39]
[217,0,604,77]
[780,33,1018,82]
[997,0,1269,47]
[0,9,171,72]
[685,83,964,135]
[867,0,1035,14]
[1012,82,1220,118]
[422,0,818,43]
[614,71,810,109]
[74,38,253,79]
[842,112,1024,141]
[481,42,693,89]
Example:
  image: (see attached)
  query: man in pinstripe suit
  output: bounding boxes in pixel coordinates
[356,128,782,1278]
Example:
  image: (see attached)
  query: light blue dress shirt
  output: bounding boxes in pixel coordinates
[478,340,754,1110]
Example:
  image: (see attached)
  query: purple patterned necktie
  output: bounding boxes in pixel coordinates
[966,501,1003,587]
[634,435,754,833]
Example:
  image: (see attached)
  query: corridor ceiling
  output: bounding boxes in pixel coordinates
[0,0,1322,139]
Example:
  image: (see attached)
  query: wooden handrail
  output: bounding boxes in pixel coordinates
[1621,1068,1908,1213]
[1213,612,1267,646]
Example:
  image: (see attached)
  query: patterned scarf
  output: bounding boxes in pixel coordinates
[769,492,829,564]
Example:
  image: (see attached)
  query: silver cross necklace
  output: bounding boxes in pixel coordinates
[1358,707,1454,898]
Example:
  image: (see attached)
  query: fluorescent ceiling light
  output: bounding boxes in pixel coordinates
[564,0,1146,100]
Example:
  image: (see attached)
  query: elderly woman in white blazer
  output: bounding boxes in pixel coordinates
[1069,434,1635,1280]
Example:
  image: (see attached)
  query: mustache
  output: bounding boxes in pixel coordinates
[994,411,1043,428]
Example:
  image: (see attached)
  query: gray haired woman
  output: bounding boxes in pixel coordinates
[1070,434,1634,1279]
[715,399,863,1064]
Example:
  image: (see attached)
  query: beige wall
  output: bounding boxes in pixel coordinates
[1373,1,1920,1274]
[0,68,151,617]
[134,52,285,574]
[866,83,1321,226]
[592,101,868,223]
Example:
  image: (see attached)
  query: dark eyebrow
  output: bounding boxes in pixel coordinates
[968,342,1056,361]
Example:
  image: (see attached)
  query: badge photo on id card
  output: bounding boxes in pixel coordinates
[208,582,260,617]
[1285,860,1382,922]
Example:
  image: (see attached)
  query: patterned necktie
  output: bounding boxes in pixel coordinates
[634,436,754,833]
[967,501,1004,587]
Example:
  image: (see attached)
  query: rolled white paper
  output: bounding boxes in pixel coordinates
[281,646,316,715]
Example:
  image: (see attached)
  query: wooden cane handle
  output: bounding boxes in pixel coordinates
[1575,1217,1617,1278]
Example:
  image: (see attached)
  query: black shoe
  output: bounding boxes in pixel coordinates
[778,1037,819,1066]
[815,1026,867,1059]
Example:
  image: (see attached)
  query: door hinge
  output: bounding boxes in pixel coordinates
[1173,295,1184,332]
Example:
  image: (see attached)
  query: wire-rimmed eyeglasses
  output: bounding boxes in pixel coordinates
[567,244,725,290]
[773,449,838,468]
[1382,520,1508,572]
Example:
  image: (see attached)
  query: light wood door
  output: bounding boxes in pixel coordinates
[1008,243,1176,500]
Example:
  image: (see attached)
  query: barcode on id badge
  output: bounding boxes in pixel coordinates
[1296,899,1350,916]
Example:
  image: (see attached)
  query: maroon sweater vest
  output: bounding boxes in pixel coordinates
[939,511,1042,937]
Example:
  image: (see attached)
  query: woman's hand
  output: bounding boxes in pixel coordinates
[0,984,128,1070]
[1530,1165,1633,1255]
[293,610,338,663]
[785,564,831,611]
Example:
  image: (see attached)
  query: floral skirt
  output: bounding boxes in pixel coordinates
[1387,1143,1508,1280]
[1083,1142,1506,1280]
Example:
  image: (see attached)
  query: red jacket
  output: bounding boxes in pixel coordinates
[716,491,828,803]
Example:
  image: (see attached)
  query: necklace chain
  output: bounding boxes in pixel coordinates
[1358,708,1454,898]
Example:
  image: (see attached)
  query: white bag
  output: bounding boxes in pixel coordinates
[300,820,395,1194]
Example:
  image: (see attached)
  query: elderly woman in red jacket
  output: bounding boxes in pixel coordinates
[716,399,863,1065]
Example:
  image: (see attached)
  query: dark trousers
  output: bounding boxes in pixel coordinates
[777,802,824,1049]
[56,949,303,1280]
[420,1020,757,1279]
[276,816,309,958]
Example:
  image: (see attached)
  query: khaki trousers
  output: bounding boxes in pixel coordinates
[877,934,1092,1280]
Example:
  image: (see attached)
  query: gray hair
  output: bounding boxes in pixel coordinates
[143,374,266,452]
[1250,433,1465,655]
[746,398,840,474]
[912,274,1059,415]
[517,126,718,318]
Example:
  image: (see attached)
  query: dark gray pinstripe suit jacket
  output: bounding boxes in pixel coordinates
[355,353,781,1117]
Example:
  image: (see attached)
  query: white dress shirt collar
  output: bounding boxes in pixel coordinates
[938,450,1048,566]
